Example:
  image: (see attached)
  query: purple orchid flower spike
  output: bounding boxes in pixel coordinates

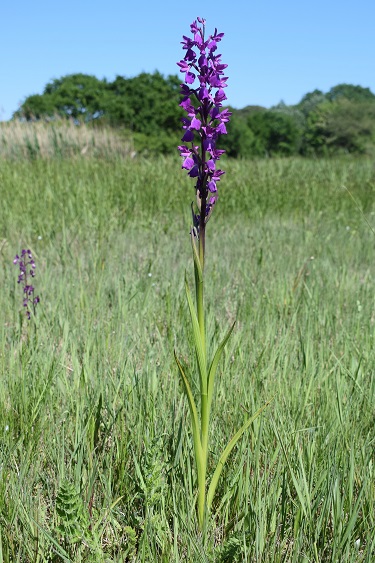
[14,249,40,320]
[177,17,231,264]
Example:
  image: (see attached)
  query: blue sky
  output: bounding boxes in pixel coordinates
[1,0,374,120]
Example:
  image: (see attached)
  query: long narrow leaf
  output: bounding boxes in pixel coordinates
[338,479,366,552]
[207,322,235,414]
[184,277,207,389]
[29,515,71,562]
[272,420,309,519]
[207,400,272,510]
[174,351,203,465]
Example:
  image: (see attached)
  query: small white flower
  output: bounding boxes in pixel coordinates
[148,272,152,277]
[38,235,42,240]
[355,538,361,548]
[5,425,9,432]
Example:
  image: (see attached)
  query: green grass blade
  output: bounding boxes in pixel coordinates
[174,351,203,464]
[338,480,366,552]
[207,322,235,414]
[184,277,207,389]
[207,399,272,510]
[30,516,72,562]
[272,421,309,519]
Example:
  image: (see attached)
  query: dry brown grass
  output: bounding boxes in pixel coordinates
[0,119,135,159]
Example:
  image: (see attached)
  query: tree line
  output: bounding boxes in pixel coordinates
[15,73,375,157]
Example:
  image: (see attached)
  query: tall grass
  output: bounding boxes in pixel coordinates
[0,120,134,160]
[0,156,374,560]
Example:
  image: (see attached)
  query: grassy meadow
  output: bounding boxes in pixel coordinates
[0,147,375,561]
[0,121,134,160]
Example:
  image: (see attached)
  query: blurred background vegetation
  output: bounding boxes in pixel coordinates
[8,72,375,158]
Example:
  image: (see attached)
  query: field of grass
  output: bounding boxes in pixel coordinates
[0,121,134,160]
[0,155,375,561]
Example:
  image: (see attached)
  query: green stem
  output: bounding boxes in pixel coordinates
[196,231,209,529]
[196,234,206,367]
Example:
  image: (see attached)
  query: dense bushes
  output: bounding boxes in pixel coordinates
[15,74,375,157]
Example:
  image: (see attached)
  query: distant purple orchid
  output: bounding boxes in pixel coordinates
[13,249,40,320]
[177,17,231,242]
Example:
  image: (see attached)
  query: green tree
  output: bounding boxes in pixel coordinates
[16,94,56,120]
[247,110,300,156]
[302,98,375,155]
[298,84,375,155]
[16,74,108,121]
[220,111,257,158]
[298,89,327,117]
[106,72,183,135]
[327,84,375,103]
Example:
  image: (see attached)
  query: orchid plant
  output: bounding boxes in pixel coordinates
[13,249,40,320]
[175,18,269,530]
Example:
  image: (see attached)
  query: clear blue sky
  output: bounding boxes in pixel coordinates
[1,0,374,120]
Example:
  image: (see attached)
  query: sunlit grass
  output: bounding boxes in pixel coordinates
[0,156,374,560]
[0,120,134,160]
